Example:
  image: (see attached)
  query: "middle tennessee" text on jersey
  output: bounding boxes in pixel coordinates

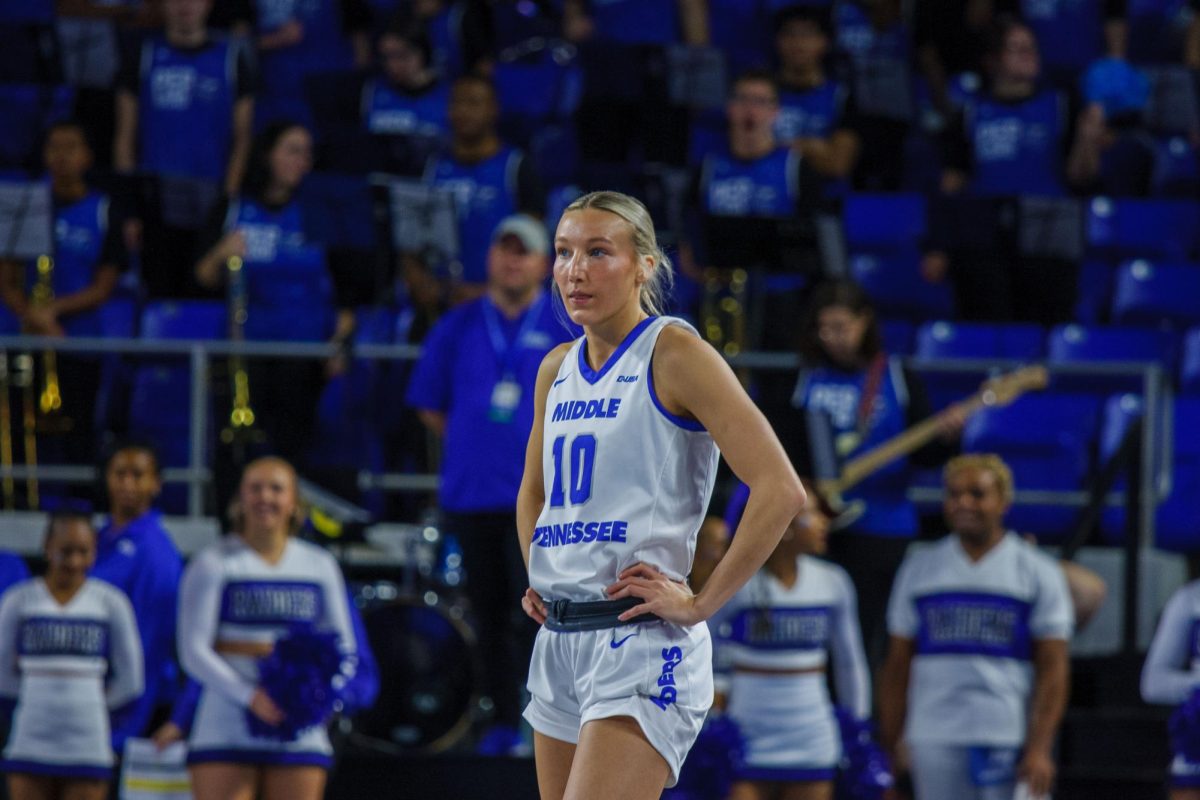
[533,520,629,547]
[551,398,622,422]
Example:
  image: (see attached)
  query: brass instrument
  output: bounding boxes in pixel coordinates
[700,267,749,383]
[0,351,13,509]
[221,256,262,451]
[30,256,62,418]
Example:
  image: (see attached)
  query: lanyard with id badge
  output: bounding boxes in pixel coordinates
[483,293,545,424]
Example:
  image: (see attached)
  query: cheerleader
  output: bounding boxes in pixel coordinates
[711,487,870,800]
[178,457,355,800]
[0,511,143,800]
[1142,578,1200,798]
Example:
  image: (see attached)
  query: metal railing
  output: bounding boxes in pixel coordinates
[0,335,1171,549]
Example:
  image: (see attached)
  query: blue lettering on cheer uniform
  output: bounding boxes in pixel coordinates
[219,580,324,625]
[19,617,109,657]
[914,591,1033,660]
[727,606,832,651]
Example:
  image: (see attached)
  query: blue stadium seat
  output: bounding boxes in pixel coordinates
[98,296,137,339]
[915,321,1044,360]
[1181,328,1200,394]
[0,304,17,334]
[1111,259,1200,328]
[0,84,74,168]
[530,124,580,189]
[850,251,954,321]
[843,193,926,253]
[1085,197,1200,262]
[1047,323,1176,365]
[1152,136,1200,197]
[1098,394,1200,552]
[130,301,227,511]
[963,392,1102,540]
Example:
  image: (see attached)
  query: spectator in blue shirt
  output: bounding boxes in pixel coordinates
[0,553,29,599]
[91,440,184,753]
[406,214,574,755]
[423,74,544,304]
[114,0,256,195]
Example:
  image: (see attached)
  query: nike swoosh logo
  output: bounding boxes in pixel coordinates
[610,631,638,649]
[552,373,572,387]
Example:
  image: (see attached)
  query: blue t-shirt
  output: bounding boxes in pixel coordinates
[137,34,240,181]
[223,196,334,342]
[700,144,801,217]
[792,356,919,537]
[424,146,525,285]
[405,293,575,512]
[963,90,1067,197]
[0,552,29,598]
[361,77,450,138]
[27,191,117,338]
[92,510,184,749]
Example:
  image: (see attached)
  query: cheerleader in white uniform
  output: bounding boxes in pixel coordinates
[712,489,870,800]
[178,457,355,800]
[0,511,143,800]
[1142,578,1200,799]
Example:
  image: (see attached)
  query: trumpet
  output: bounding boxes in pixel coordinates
[221,256,262,451]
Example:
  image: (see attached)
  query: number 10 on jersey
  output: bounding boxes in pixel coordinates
[549,434,596,507]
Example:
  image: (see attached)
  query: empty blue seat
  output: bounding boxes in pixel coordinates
[1152,136,1200,197]
[1074,260,1115,325]
[1086,197,1200,262]
[1181,328,1200,394]
[0,305,17,335]
[1111,260,1200,328]
[98,297,137,339]
[850,251,954,321]
[140,300,226,341]
[915,321,1044,360]
[843,193,926,252]
[1047,323,1175,365]
[0,84,74,168]
[963,392,1102,540]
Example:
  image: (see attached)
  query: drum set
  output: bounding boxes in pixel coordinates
[341,522,482,755]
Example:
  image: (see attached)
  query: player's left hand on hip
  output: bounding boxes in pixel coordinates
[607,562,699,626]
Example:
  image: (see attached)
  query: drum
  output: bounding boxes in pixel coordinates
[351,584,478,753]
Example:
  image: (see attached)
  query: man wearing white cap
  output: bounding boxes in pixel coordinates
[407,214,576,755]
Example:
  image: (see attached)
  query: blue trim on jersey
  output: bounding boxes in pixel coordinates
[646,350,705,431]
[577,316,657,385]
[186,748,332,768]
[735,765,837,782]
[1,759,112,781]
[913,591,1033,661]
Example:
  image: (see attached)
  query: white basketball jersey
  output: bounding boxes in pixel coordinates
[529,316,720,601]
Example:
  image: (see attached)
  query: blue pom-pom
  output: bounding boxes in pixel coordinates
[245,624,346,742]
[835,708,894,800]
[1171,688,1200,761]
[664,714,745,800]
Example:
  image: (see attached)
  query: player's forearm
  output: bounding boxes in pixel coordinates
[693,477,803,620]
[515,487,543,572]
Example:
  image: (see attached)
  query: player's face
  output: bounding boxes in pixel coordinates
[816,304,869,366]
[553,208,647,328]
[44,128,92,182]
[998,26,1040,84]
[944,467,1010,542]
[777,20,827,71]
[269,127,313,193]
[488,235,547,295]
[45,520,96,586]
[449,81,497,140]
[106,449,161,518]
[239,461,299,537]
[727,80,779,138]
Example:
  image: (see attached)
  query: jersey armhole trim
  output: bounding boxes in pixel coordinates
[647,343,706,432]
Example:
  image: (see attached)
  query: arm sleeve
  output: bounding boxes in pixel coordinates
[106,588,145,710]
[829,567,872,719]
[1142,588,1200,705]
[177,550,256,707]
[170,678,203,733]
[886,556,919,638]
[339,590,379,715]
[321,551,357,664]
[0,589,22,699]
[1030,556,1074,641]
